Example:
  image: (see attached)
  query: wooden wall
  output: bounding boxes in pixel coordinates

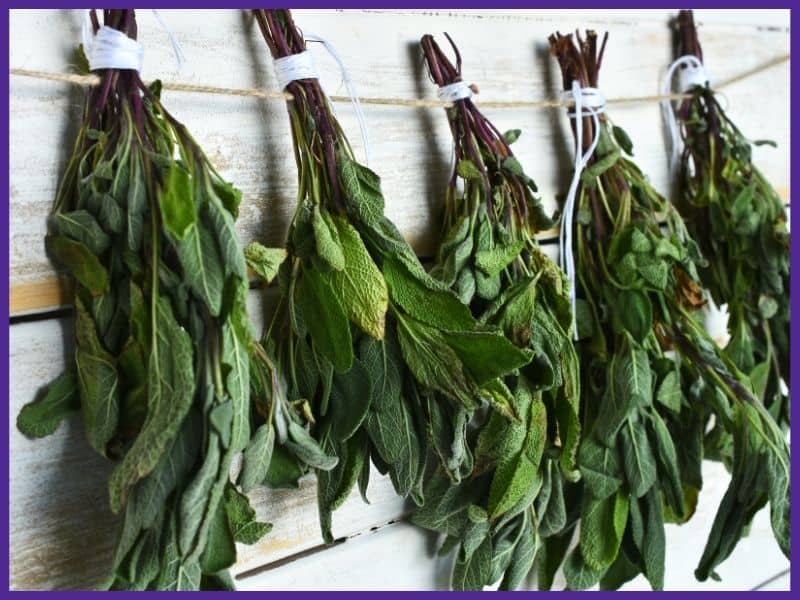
[9,8,790,590]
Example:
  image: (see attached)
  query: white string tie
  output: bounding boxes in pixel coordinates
[437,81,473,102]
[561,81,605,341]
[661,55,710,177]
[275,34,371,167]
[85,26,144,72]
[151,10,186,71]
[81,10,185,73]
[273,50,318,89]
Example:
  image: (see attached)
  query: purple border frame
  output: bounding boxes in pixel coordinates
[2,2,795,595]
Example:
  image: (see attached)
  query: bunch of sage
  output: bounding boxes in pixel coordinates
[17,9,269,590]
[667,10,789,428]
[247,9,532,544]
[546,30,789,589]
[410,34,580,591]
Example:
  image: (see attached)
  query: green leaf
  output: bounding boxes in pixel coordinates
[442,328,532,388]
[238,423,275,493]
[488,387,547,518]
[431,214,474,286]
[579,436,623,500]
[224,484,272,545]
[563,547,606,590]
[108,295,195,513]
[599,548,640,590]
[177,428,223,558]
[264,444,303,488]
[312,206,346,270]
[395,313,477,409]
[501,156,525,177]
[127,152,147,251]
[206,194,247,279]
[245,243,286,284]
[48,235,109,295]
[321,216,388,340]
[211,177,243,217]
[160,163,197,240]
[612,125,634,155]
[580,490,629,571]
[582,148,621,185]
[474,240,525,277]
[640,487,666,590]
[330,358,372,442]
[175,221,224,316]
[655,371,682,412]
[17,370,79,438]
[361,335,422,497]
[620,418,657,498]
[286,421,339,471]
[616,289,652,343]
[503,129,522,145]
[594,340,652,443]
[53,210,111,254]
[155,510,202,590]
[294,267,353,373]
[383,254,475,331]
[452,535,492,590]
[538,461,567,538]
[647,410,684,519]
[317,431,368,543]
[131,411,201,535]
[730,184,755,221]
[457,159,484,180]
[498,513,538,590]
[74,297,119,455]
[411,470,487,537]
[338,155,385,227]
[199,500,236,573]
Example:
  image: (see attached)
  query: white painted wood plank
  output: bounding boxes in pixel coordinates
[752,570,790,591]
[237,461,788,591]
[237,522,450,591]
[9,9,790,301]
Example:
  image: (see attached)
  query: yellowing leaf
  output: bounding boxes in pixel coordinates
[321,216,388,340]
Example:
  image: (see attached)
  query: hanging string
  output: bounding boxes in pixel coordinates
[560,81,605,341]
[10,51,787,111]
[150,10,186,70]
[661,54,710,178]
[274,32,372,167]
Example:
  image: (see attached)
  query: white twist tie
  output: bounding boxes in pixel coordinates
[86,26,144,72]
[274,34,371,167]
[661,55,710,178]
[81,10,185,73]
[561,81,605,341]
[274,50,318,89]
[437,81,473,102]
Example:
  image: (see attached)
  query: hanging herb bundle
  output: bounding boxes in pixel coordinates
[668,9,790,427]
[16,10,269,590]
[410,34,580,591]
[547,31,789,589]
[248,9,532,544]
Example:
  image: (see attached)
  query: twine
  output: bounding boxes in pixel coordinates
[9,52,788,111]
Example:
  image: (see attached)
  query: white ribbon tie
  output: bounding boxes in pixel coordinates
[661,55,710,177]
[274,34,371,166]
[561,80,606,340]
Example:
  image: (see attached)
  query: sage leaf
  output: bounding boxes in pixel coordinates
[17,370,80,438]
